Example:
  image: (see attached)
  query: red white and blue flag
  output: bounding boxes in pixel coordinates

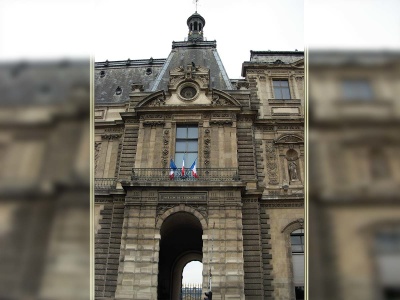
[190,159,199,178]
[169,159,177,180]
[181,156,185,176]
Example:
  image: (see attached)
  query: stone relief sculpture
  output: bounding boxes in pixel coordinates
[288,161,298,181]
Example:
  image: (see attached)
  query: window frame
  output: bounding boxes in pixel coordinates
[272,79,292,100]
[174,125,199,169]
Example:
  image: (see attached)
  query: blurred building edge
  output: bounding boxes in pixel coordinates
[308,50,400,300]
[0,60,91,299]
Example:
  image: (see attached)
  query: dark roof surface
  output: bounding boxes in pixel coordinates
[151,41,233,92]
[94,59,165,103]
[94,41,233,103]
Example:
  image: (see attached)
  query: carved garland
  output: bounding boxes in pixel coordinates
[101,134,121,140]
[95,142,101,172]
[266,141,279,185]
[203,128,211,166]
[162,129,170,168]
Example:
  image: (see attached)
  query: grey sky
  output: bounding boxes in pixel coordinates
[94,0,304,78]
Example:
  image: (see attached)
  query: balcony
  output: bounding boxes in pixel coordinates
[131,168,240,182]
[95,178,117,191]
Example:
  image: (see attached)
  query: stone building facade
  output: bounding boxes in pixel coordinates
[94,12,304,300]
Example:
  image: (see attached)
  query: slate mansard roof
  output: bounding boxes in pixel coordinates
[95,40,233,104]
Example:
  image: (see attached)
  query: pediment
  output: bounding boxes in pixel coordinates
[211,89,241,107]
[291,58,304,68]
[136,90,166,108]
[275,134,303,144]
[135,88,241,109]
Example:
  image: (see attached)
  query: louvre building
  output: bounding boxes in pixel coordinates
[94,11,304,300]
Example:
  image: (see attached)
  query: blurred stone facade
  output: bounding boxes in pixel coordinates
[94,12,304,300]
[309,51,400,300]
[0,61,91,299]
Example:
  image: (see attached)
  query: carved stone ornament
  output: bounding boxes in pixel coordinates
[169,64,210,89]
[142,121,165,127]
[131,83,144,92]
[203,128,211,166]
[136,90,166,108]
[236,81,250,90]
[101,134,121,140]
[95,142,101,172]
[149,97,166,106]
[275,134,304,144]
[266,141,279,185]
[211,94,229,106]
[210,90,241,107]
[162,129,170,168]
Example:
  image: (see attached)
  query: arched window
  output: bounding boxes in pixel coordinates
[291,228,304,300]
[199,23,202,31]
[194,21,198,31]
[190,23,193,31]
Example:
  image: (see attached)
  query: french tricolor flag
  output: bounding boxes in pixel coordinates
[181,156,185,176]
[190,159,198,178]
[169,159,177,180]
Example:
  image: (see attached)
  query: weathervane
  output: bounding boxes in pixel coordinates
[194,0,199,12]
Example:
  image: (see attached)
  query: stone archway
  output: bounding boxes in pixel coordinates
[157,210,204,300]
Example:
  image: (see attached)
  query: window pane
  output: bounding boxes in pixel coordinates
[291,235,302,244]
[175,153,184,166]
[274,88,283,99]
[187,153,197,166]
[176,127,187,138]
[292,245,303,253]
[280,80,289,87]
[175,126,198,167]
[282,88,291,99]
[273,80,281,87]
[188,127,198,138]
[176,141,186,152]
[187,141,198,152]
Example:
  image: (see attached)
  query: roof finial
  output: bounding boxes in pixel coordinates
[194,0,198,12]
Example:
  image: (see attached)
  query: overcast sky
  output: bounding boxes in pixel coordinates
[1,0,400,78]
[93,0,304,78]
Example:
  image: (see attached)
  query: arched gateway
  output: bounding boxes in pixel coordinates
[157,210,203,300]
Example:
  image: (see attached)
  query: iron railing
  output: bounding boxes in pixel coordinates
[131,168,240,182]
[95,178,117,190]
[180,283,202,300]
